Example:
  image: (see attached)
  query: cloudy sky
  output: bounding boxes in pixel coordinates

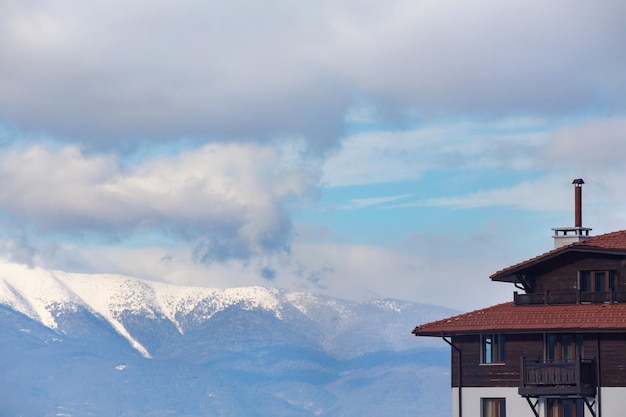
[1,0,626,310]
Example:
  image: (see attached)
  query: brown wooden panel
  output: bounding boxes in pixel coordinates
[532,255,626,292]
[450,332,626,388]
[451,334,542,387]
[598,334,626,386]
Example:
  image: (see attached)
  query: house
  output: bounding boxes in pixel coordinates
[412,179,626,417]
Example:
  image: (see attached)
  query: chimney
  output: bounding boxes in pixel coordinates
[552,178,592,249]
[573,178,584,228]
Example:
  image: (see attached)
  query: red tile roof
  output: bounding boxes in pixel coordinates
[579,230,626,249]
[490,230,626,281]
[412,301,626,336]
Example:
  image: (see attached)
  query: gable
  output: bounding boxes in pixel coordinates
[516,253,626,293]
[490,230,626,284]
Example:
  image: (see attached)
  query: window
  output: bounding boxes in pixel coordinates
[546,398,583,417]
[546,334,583,362]
[481,334,505,364]
[578,270,617,302]
[481,398,505,417]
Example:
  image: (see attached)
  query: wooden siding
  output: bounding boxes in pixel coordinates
[531,255,626,293]
[451,334,543,387]
[451,332,626,388]
[597,334,626,386]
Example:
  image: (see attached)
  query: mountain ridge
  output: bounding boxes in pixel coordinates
[0,260,456,417]
[0,260,453,359]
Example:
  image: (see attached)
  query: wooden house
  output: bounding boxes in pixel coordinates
[413,179,626,417]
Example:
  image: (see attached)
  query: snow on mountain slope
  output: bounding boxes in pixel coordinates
[0,260,455,359]
[0,262,80,328]
[0,261,290,356]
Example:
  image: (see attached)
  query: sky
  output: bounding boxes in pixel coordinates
[1,0,626,311]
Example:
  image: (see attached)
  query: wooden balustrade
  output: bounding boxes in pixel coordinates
[518,357,596,397]
[514,290,626,305]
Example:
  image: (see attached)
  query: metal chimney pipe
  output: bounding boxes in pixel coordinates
[573,178,584,228]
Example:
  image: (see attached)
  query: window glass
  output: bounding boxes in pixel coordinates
[610,270,617,291]
[546,334,583,362]
[579,270,617,293]
[579,271,591,292]
[481,334,505,364]
[481,398,505,417]
[595,271,606,292]
[546,398,583,417]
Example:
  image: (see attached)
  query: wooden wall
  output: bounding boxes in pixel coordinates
[450,332,626,388]
[451,334,542,387]
[531,254,626,293]
[597,334,626,386]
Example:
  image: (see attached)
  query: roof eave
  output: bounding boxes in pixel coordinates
[413,327,626,337]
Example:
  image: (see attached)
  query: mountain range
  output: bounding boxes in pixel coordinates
[0,261,456,417]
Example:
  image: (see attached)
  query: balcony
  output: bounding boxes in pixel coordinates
[514,290,626,305]
[518,357,596,397]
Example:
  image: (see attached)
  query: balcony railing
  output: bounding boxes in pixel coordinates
[518,357,596,397]
[514,290,626,305]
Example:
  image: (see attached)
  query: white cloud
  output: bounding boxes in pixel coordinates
[22,235,511,310]
[414,178,571,211]
[0,143,318,262]
[337,194,412,210]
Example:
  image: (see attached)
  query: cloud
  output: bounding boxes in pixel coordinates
[0,0,350,150]
[259,266,277,281]
[327,115,626,217]
[413,177,572,211]
[322,119,548,187]
[26,235,510,310]
[337,194,412,210]
[0,143,318,262]
[320,0,626,115]
[0,238,38,267]
[1,0,626,310]
[1,0,625,151]
[545,117,626,169]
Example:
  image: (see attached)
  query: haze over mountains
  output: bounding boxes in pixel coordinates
[0,261,455,417]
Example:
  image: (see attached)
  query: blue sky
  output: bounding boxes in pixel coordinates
[1,0,626,310]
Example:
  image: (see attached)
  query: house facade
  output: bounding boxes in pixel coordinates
[413,180,626,417]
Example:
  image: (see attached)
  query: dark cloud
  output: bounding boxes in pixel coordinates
[259,266,277,281]
[0,0,351,152]
[330,1,626,117]
[191,217,291,265]
[0,238,37,267]
[2,0,626,153]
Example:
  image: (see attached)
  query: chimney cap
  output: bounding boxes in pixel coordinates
[572,178,585,185]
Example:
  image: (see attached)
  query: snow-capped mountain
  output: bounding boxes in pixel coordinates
[0,261,456,417]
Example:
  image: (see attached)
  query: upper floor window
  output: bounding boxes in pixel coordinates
[481,334,505,364]
[579,270,617,302]
[481,398,505,417]
[546,333,583,363]
[578,270,616,292]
